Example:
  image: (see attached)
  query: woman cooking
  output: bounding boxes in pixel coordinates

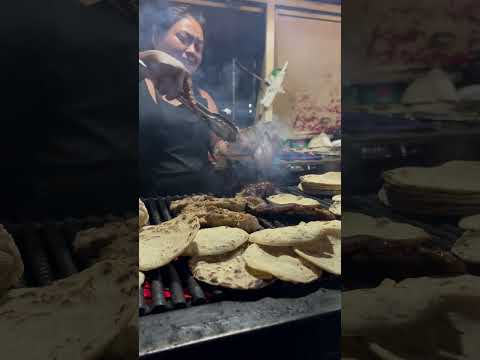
[139,4,230,196]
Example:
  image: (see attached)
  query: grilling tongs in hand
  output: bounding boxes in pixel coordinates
[177,94,239,142]
[139,57,239,142]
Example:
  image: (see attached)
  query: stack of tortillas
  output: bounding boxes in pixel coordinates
[298,172,341,195]
[380,161,480,216]
[267,193,320,206]
[140,215,200,271]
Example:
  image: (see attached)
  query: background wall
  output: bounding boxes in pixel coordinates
[274,13,341,136]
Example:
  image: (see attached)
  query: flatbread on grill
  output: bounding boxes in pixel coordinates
[0,225,24,293]
[139,215,200,271]
[459,214,480,231]
[139,199,149,228]
[183,226,249,257]
[267,193,320,206]
[300,172,341,190]
[294,235,341,275]
[189,246,273,290]
[342,212,431,245]
[382,161,480,194]
[451,231,480,264]
[248,220,341,246]
[243,243,322,284]
[0,260,137,360]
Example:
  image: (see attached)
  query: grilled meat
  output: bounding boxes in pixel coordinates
[170,195,265,215]
[249,203,336,222]
[236,181,277,198]
[180,204,262,233]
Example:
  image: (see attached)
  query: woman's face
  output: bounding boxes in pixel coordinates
[155,16,204,74]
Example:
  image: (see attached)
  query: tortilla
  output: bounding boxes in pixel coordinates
[189,247,273,290]
[139,272,145,288]
[267,193,320,206]
[183,226,249,257]
[0,225,24,292]
[243,243,322,283]
[459,214,480,231]
[294,235,341,275]
[342,212,431,245]
[139,215,200,271]
[382,161,480,194]
[300,172,341,189]
[249,220,341,246]
[0,260,136,360]
[451,231,480,264]
[139,199,149,228]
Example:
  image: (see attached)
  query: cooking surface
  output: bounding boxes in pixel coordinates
[140,281,340,356]
[139,191,341,356]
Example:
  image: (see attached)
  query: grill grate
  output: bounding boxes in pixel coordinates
[139,194,340,316]
[3,213,135,288]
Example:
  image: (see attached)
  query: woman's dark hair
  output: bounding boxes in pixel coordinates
[140,1,206,50]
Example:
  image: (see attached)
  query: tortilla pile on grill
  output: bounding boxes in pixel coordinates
[183,226,249,257]
[267,193,320,206]
[459,214,480,231]
[298,172,341,195]
[139,199,149,228]
[451,231,480,264]
[189,246,273,290]
[294,235,341,275]
[140,215,200,271]
[0,225,24,293]
[243,243,322,284]
[249,220,341,246]
[0,260,137,360]
[381,161,480,216]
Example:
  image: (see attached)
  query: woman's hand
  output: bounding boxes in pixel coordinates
[139,50,193,101]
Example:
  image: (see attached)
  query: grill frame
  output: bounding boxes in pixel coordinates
[139,192,341,356]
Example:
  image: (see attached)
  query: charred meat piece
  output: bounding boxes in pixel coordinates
[236,182,277,198]
[249,203,336,222]
[180,204,262,233]
[170,195,265,215]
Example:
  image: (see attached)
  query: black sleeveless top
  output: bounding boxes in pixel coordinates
[139,81,214,196]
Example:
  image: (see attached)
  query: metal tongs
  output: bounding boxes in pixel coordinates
[177,94,239,142]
